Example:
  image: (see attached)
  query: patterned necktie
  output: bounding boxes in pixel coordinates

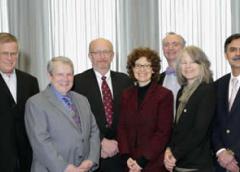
[101,76,113,127]
[62,96,81,126]
[229,78,239,111]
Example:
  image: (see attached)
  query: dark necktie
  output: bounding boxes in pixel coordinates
[62,96,81,126]
[101,76,113,127]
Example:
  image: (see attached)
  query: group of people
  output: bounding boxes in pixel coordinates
[0,31,239,172]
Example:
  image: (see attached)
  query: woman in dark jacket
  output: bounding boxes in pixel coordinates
[164,46,215,172]
[118,47,173,172]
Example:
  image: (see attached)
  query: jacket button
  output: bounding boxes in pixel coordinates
[226,129,230,134]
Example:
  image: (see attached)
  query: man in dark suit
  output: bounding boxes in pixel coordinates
[159,32,185,116]
[212,33,240,172]
[0,32,39,172]
[73,38,132,172]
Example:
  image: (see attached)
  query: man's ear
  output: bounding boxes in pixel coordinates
[47,73,52,81]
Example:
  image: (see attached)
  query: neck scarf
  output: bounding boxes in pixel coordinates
[175,80,201,123]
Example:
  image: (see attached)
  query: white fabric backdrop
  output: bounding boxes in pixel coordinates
[0,0,239,89]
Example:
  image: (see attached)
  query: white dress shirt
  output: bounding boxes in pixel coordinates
[94,69,113,99]
[163,71,180,117]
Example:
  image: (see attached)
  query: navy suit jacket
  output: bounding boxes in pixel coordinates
[0,69,39,172]
[212,73,240,171]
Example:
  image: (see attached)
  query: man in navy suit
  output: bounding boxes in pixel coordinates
[0,32,39,172]
[212,33,240,172]
[73,38,132,172]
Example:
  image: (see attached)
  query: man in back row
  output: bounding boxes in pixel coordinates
[158,32,186,116]
[0,32,39,171]
[73,38,133,172]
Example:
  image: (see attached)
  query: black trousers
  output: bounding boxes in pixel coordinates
[95,154,124,172]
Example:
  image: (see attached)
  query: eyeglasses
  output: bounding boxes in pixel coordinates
[134,64,152,70]
[0,52,18,57]
[228,47,240,53]
[90,50,113,56]
[163,42,181,48]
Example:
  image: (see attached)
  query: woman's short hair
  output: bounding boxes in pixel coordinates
[176,46,212,85]
[127,47,161,81]
[47,56,74,75]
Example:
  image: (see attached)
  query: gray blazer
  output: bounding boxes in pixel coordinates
[25,86,100,172]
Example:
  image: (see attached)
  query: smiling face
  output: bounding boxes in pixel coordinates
[48,61,73,95]
[0,42,18,75]
[180,52,201,85]
[162,34,184,66]
[133,57,153,86]
[225,38,240,76]
[88,38,114,75]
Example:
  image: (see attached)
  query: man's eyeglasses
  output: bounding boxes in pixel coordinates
[0,52,18,57]
[134,64,152,70]
[163,42,181,48]
[90,50,113,56]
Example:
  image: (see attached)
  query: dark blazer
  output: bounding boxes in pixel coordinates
[169,82,215,170]
[117,82,173,172]
[73,69,133,172]
[0,69,39,172]
[158,72,166,85]
[212,73,240,172]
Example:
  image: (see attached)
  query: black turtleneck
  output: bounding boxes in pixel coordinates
[137,81,152,106]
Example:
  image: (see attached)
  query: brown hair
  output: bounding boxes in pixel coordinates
[127,47,161,81]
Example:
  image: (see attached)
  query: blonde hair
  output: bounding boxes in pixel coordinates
[0,32,19,50]
[176,46,213,85]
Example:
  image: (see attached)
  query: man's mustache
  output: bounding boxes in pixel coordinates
[232,56,240,61]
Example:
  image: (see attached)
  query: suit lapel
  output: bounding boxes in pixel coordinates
[89,69,103,104]
[89,69,107,124]
[44,87,81,132]
[0,72,16,104]
[16,70,23,103]
[229,86,240,115]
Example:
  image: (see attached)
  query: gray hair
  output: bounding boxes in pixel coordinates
[162,32,186,47]
[47,56,74,75]
[176,46,213,85]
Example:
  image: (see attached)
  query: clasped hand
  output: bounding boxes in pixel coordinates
[127,157,142,172]
[101,138,119,158]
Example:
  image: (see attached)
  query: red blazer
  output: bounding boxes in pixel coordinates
[117,81,173,172]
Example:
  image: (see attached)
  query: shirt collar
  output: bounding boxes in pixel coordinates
[230,73,240,82]
[94,69,111,79]
[0,69,16,78]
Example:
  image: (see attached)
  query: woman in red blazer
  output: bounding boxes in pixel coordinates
[117,47,173,172]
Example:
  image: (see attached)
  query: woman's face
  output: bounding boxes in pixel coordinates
[133,56,153,86]
[180,52,201,85]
